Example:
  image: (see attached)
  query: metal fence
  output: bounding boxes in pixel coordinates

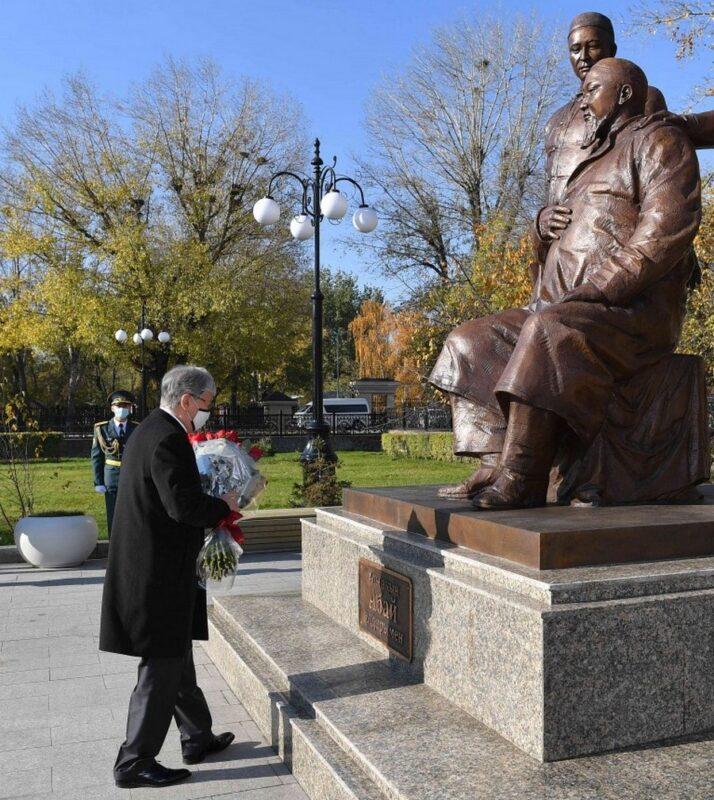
[20,398,714,439]
[209,406,453,436]
[27,404,454,436]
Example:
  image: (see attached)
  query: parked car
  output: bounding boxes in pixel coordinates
[295,398,371,431]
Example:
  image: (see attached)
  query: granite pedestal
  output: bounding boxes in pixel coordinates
[206,486,714,797]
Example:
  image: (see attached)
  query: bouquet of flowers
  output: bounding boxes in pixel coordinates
[189,430,267,588]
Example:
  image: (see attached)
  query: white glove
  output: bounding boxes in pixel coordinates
[95,485,107,494]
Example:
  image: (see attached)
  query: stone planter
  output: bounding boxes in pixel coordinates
[14,514,98,568]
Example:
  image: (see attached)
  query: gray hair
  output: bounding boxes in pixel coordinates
[160,365,216,408]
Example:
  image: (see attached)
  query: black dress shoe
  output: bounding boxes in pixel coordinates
[115,761,192,789]
[183,731,235,764]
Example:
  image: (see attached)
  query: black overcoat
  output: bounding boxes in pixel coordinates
[99,409,229,657]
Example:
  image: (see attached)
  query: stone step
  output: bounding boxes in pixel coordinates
[204,592,673,800]
[207,597,386,800]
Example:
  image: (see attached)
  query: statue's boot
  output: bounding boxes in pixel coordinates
[472,402,560,511]
[438,453,499,499]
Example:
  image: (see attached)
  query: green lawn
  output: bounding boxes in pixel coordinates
[0,452,472,544]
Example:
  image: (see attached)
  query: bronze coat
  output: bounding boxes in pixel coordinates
[430,116,701,451]
[543,87,667,207]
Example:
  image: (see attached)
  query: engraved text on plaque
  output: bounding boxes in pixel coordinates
[358,559,413,661]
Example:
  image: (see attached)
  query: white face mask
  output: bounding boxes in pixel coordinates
[192,409,210,431]
[191,399,211,431]
[112,406,131,421]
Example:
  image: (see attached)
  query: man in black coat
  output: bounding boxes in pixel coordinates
[100,365,241,789]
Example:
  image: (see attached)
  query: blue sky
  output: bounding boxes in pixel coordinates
[0,0,710,299]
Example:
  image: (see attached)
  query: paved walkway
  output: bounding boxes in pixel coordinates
[0,553,306,800]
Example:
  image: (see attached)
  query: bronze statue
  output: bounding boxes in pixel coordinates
[430,56,709,509]
[542,11,711,224]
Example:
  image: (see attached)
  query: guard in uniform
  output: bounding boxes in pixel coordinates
[91,391,138,537]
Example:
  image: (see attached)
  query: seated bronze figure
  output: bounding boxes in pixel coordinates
[430,56,709,510]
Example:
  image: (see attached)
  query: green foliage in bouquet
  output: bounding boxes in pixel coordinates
[200,533,239,584]
[289,439,351,508]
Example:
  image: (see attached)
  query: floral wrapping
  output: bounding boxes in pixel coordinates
[189,431,267,588]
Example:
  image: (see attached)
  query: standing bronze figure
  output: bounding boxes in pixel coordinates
[431,56,709,509]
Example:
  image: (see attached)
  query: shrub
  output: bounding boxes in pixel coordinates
[382,430,474,463]
[256,436,275,457]
[289,439,351,507]
[0,397,58,529]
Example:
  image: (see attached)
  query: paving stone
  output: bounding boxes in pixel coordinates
[0,765,52,798]
[2,622,50,640]
[1,638,50,657]
[49,650,101,668]
[129,765,283,799]
[0,744,53,772]
[0,654,50,673]
[210,786,308,800]
[51,715,126,745]
[0,725,52,752]
[33,785,127,800]
[0,677,49,701]
[0,556,307,800]
[50,662,108,680]
[101,671,137,690]
[0,667,49,685]
[1,693,50,723]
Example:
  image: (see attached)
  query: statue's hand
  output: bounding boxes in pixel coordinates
[537,205,572,240]
[561,283,605,303]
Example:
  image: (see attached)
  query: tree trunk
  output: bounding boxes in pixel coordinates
[65,345,82,431]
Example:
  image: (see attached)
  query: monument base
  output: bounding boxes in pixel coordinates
[205,491,714,796]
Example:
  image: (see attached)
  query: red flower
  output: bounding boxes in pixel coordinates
[224,430,240,443]
[217,510,245,545]
[188,432,207,443]
[248,446,263,461]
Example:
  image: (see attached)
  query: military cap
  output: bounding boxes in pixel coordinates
[569,12,615,39]
[108,390,136,407]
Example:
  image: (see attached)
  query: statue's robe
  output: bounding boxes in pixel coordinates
[544,86,667,208]
[429,116,710,503]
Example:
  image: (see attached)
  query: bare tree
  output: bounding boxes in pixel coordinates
[3,74,149,249]
[357,14,567,290]
[627,1,713,96]
[129,58,306,268]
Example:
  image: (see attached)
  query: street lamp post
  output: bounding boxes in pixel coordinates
[252,138,377,462]
[114,300,171,420]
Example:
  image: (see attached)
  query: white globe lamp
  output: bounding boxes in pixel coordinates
[253,197,280,226]
[158,331,171,344]
[140,328,154,342]
[290,214,314,241]
[321,190,348,221]
[353,205,378,233]
[114,329,128,344]
[132,333,143,345]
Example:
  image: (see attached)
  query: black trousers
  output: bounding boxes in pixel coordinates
[105,489,117,538]
[114,647,213,777]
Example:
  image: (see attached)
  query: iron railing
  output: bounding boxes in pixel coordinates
[28,405,454,436]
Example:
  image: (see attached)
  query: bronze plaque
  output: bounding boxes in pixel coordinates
[358,559,413,661]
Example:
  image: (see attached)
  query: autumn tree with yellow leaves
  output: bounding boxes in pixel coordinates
[0,60,312,422]
[679,181,714,381]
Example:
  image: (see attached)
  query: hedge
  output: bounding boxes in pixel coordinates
[0,432,63,459]
[382,430,475,463]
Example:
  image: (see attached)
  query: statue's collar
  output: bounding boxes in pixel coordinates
[567,114,644,188]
